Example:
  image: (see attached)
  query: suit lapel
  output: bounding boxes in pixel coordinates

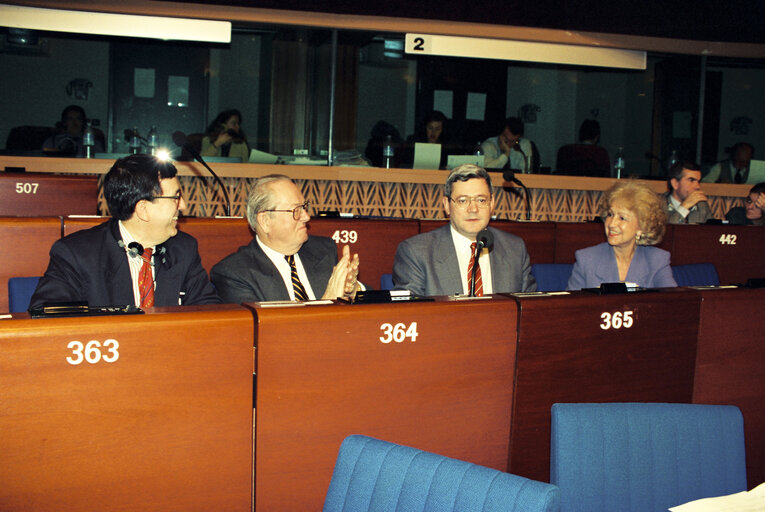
[434,226,463,294]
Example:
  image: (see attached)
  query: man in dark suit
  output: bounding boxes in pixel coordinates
[392,164,536,296]
[210,174,359,302]
[30,154,220,308]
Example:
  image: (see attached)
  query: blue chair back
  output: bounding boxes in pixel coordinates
[325,435,560,512]
[531,264,574,292]
[551,403,747,512]
[8,276,41,313]
[671,263,720,286]
[380,273,394,291]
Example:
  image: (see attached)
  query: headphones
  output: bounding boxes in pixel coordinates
[117,240,167,265]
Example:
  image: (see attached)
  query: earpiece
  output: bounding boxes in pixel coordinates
[117,239,153,265]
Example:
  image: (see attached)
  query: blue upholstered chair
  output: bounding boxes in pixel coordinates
[324,435,560,512]
[550,403,747,512]
[380,273,394,291]
[671,263,720,287]
[8,276,41,313]
[530,264,574,292]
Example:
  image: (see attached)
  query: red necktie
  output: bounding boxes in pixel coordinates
[468,242,483,297]
[138,248,154,308]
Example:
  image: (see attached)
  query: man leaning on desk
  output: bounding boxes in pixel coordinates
[30,154,220,309]
[392,164,536,296]
[210,174,360,302]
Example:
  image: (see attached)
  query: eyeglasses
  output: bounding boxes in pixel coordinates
[450,195,491,209]
[153,191,183,206]
[262,201,311,220]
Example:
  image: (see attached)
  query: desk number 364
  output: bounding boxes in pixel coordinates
[66,339,120,365]
[379,322,419,343]
[600,311,634,330]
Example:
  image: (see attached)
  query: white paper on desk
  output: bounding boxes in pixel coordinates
[466,92,486,121]
[249,148,279,164]
[748,160,765,182]
[668,482,765,511]
[413,143,441,170]
[433,90,453,118]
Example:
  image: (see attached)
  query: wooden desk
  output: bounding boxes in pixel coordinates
[0,217,62,312]
[670,224,765,285]
[0,172,97,216]
[507,289,700,482]
[309,217,420,288]
[0,306,254,511]
[694,287,765,489]
[249,297,518,511]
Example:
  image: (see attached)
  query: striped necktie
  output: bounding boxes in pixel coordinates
[138,248,154,307]
[468,242,483,297]
[285,254,308,301]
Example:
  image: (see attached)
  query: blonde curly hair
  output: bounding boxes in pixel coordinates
[598,180,667,245]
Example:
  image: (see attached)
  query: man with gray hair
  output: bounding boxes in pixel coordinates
[392,164,536,296]
[211,174,359,302]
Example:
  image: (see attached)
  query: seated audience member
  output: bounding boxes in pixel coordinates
[567,180,677,290]
[480,116,538,173]
[201,109,249,162]
[402,110,454,169]
[662,160,714,224]
[725,182,765,226]
[392,164,536,296]
[555,119,611,177]
[42,104,105,157]
[704,142,754,183]
[30,154,220,308]
[210,175,360,302]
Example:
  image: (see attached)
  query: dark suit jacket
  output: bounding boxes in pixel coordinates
[392,224,537,296]
[30,219,220,308]
[210,235,338,303]
[662,191,713,224]
[566,242,677,290]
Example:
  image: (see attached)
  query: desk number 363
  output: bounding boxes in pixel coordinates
[599,311,634,330]
[66,339,120,365]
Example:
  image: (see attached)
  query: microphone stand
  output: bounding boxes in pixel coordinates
[503,170,532,221]
[190,152,232,217]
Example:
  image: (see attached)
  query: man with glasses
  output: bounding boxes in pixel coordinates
[392,164,536,296]
[211,174,360,302]
[30,154,220,308]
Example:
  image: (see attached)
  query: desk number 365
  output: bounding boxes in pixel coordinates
[379,322,419,343]
[599,311,634,330]
[66,339,120,365]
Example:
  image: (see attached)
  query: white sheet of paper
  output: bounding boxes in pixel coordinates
[133,68,155,98]
[413,142,441,170]
[433,90,453,118]
[668,482,765,512]
[466,92,486,120]
[167,75,189,107]
[248,148,279,164]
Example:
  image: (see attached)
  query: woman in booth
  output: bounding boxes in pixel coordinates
[201,109,249,162]
[567,180,677,290]
[402,110,453,169]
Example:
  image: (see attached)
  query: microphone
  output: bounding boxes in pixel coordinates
[512,140,529,173]
[469,229,494,297]
[172,131,231,216]
[503,169,532,221]
[117,240,167,265]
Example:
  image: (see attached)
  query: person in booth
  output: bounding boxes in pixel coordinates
[30,154,220,309]
[210,174,361,302]
[392,164,536,296]
[41,104,105,158]
[567,180,677,290]
[200,109,249,162]
[480,116,537,173]
[662,160,714,224]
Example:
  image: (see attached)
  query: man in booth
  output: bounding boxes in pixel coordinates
[210,174,360,302]
[30,154,220,309]
[392,164,536,296]
[663,160,714,224]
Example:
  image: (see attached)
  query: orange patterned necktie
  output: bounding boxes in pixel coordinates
[468,242,483,297]
[138,248,154,308]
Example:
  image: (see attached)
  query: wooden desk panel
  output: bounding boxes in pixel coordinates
[694,288,765,489]
[670,224,765,285]
[418,219,556,264]
[308,217,420,288]
[0,217,62,312]
[176,217,252,273]
[508,289,699,482]
[0,306,254,511]
[251,298,518,511]
[0,172,98,216]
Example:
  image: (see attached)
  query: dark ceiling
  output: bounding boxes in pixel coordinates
[166,0,765,45]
